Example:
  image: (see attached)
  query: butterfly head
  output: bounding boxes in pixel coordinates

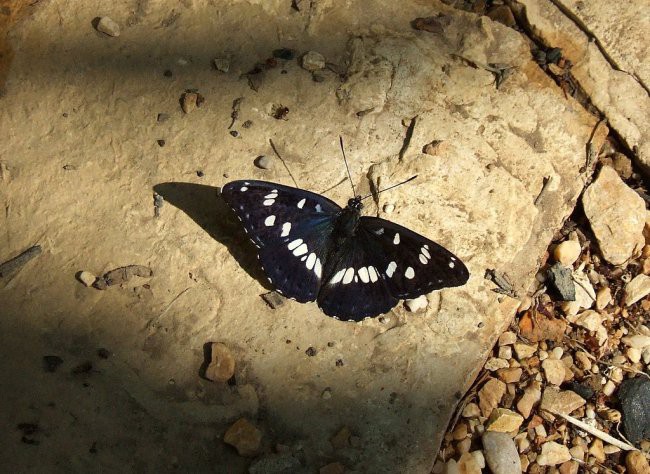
[347,196,363,212]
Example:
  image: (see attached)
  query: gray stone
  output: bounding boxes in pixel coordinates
[301,51,326,71]
[546,263,575,300]
[482,432,521,474]
[255,155,273,170]
[618,377,650,444]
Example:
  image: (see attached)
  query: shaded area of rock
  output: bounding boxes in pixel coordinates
[582,166,646,265]
[618,377,650,445]
[482,431,521,474]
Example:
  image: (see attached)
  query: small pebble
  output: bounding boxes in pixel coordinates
[602,380,616,396]
[196,170,204,177]
[498,346,512,360]
[537,441,571,466]
[229,130,239,138]
[322,388,332,399]
[305,347,317,357]
[404,295,427,312]
[77,271,97,287]
[626,347,642,363]
[383,203,395,214]
[95,16,120,37]
[553,240,581,266]
[485,408,523,432]
[462,402,481,418]
[624,274,650,306]
[242,120,253,128]
[550,347,564,360]
[204,342,235,382]
[181,92,199,114]
[163,69,173,77]
[595,286,612,310]
[157,139,165,147]
[482,431,521,474]
[157,113,170,123]
[498,331,517,346]
[301,51,326,71]
[223,418,262,457]
[255,155,272,170]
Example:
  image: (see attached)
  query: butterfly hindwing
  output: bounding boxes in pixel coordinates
[221,180,341,302]
[358,216,470,299]
[317,233,399,321]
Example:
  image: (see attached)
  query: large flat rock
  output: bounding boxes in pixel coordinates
[0,1,604,472]
[515,0,650,173]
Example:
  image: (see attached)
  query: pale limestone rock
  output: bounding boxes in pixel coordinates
[627,347,642,364]
[213,58,230,73]
[482,432,521,474]
[589,438,606,463]
[0,0,609,471]
[602,380,617,396]
[498,331,517,346]
[96,16,120,37]
[542,359,565,386]
[574,351,592,370]
[537,442,571,466]
[496,367,522,384]
[567,310,608,346]
[513,343,537,360]
[223,418,262,457]
[559,460,579,474]
[624,274,650,306]
[462,403,481,419]
[540,387,585,415]
[516,380,541,419]
[470,451,485,469]
[595,286,612,310]
[582,167,646,265]
[486,408,524,432]
[485,357,509,371]
[479,378,506,418]
[498,346,512,360]
[553,240,581,266]
[621,334,650,349]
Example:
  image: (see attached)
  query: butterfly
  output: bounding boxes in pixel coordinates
[220,178,470,321]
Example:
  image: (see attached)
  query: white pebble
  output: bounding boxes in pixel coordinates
[96,16,120,37]
[539,350,549,361]
[77,270,96,287]
[642,347,650,365]
[255,155,273,170]
[602,380,616,396]
[626,347,642,363]
[301,51,326,71]
[498,346,512,360]
[213,57,230,73]
[404,295,428,312]
[470,451,485,469]
[551,347,564,360]
[383,203,395,214]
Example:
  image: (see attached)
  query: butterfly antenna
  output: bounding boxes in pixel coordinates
[339,136,356,197]
[360,175,418,201]
[269,139,298,188]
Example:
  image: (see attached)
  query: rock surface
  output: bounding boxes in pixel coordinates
[540,387,585,416]
[482,432,521,474]
[624,274,650,306]
[223,418,262,457]
[617,377,650,444]
[204,342,236,382]
[537,441,571,466]
[0,0,607,472]
[582,166,646,265]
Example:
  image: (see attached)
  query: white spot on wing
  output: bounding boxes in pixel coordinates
[373,228,385,235]
[419,254,428,265]
[386,261,397,277]
[264,215,276,226]
[330,268,345,284]
[293,243,308,256]
[405,266,415,279]
[424,244,429,250]
[315,203,322,213]
[264,192,278,199]
[358,267,370,283]
[288,239,303,251]
[263,199,275,206]
[281,222,291,237]
[421,247,431,259]
[393,233,400,245]
[297,198,306,209]
[342,267,354,284]
[369,266,378,282]
[449,261,455,268]
[314,258,322,278]
[306,253,317,270]
[240,186,248,192]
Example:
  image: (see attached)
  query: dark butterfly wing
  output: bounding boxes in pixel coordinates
[221,180,341,302]
[359,216,469,298]
[316,233,399,321]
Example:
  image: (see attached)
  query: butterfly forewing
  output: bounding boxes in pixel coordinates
[358,216,470,299]
[221,180,341,302]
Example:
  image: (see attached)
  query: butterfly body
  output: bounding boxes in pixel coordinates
[221,180,469,321]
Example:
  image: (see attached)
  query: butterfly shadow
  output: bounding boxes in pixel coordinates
[153,182,272,290]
